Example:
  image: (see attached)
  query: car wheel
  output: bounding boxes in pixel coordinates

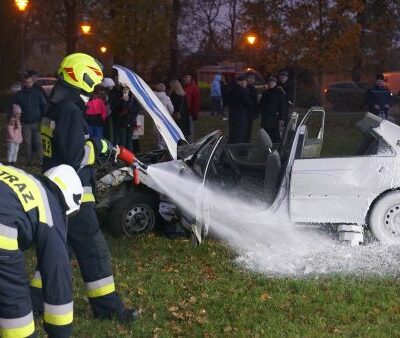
[109,192,159,238]
[369,190,400,244]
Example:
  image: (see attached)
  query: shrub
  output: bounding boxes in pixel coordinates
[327,90,367,112]
[0,92,13,115]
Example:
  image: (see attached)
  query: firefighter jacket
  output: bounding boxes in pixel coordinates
[41,81,110,204]
[0,165,72,338]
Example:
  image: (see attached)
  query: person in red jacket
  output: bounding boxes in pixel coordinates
[182,73,200,142]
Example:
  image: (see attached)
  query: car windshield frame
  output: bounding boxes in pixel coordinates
[188,131,223,177]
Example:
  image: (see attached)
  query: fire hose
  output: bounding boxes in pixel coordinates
[114,146,148,185]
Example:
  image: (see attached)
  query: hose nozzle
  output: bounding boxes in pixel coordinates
[116,146,148,184]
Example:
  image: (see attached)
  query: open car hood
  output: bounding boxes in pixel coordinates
[113,65,186,159]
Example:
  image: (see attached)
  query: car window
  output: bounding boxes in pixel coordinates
[330,82,356,89]
[35,79,56,86]
[356,82,370,89]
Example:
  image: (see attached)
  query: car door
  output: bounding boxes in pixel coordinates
[193,135,226,245]
[298,107,325,158]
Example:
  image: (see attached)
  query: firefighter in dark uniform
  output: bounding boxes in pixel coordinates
[245,71,259,142]
[366,73,393,119]
[0,164,83,338]
[278,70,294,122]
[40,53,138,321]
[258,76,287,143]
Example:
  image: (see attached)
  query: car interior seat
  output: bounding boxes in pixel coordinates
[234,130,282,205]
[262,126,282,204]
[263,149,281,205]
[257,128,273,151]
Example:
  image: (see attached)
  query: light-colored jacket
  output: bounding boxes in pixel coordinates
[7,117,23,144]
[155,91,174,115]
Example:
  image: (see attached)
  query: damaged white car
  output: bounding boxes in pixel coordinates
[97,65,400,245]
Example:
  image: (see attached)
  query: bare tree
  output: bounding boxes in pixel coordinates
[226,0,241,52]
[189,0,224,52]
[30,0,101,54]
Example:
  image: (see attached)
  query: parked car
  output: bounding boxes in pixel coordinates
[33,77,57,97]
[9,77,56,97]
[98,66,400,246]
[325,81,370,112]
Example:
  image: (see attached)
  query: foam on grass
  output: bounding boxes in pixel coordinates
[146,165,400,277]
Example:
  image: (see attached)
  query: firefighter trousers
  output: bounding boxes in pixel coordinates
[31,204,125,320]
[0,249,36,337]
[67,204,125,318]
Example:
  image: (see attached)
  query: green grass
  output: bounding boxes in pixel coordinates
[2,108,400,337]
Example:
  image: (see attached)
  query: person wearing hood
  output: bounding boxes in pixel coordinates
[210,74,223,116]
[154,83,174,149]
[40,53,139,323]
[14,73,47,165]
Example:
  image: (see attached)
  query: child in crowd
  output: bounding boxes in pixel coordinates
[6,104,23,164]
[153,83,174,149]
[85,87,107,138]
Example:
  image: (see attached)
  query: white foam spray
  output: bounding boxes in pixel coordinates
[146,165,400,278]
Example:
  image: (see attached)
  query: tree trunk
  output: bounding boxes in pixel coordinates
[169,0,180,79]
[65,0,78,54]
[317,0,324,103]
[229,0,237,53]
[352,0,367,81]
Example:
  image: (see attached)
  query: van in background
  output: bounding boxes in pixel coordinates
[384,72,400,95]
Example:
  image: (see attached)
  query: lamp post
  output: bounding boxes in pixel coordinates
[100,46,107,54]
[15,0,29,77]
[245,33,257,68]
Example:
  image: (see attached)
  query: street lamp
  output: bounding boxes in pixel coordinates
[246,34,257,45]
[15,0,29,11]
[245,33,258,68]
[80,24,92,35]
[100,46,107,53]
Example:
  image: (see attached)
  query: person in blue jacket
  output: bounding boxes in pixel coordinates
[0,164,83,338]
[210,74,223,116]
[40,53,139,322]
[366,73,393,119]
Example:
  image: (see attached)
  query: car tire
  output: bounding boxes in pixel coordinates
[109,192,159,238]
[369,190,400,244]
